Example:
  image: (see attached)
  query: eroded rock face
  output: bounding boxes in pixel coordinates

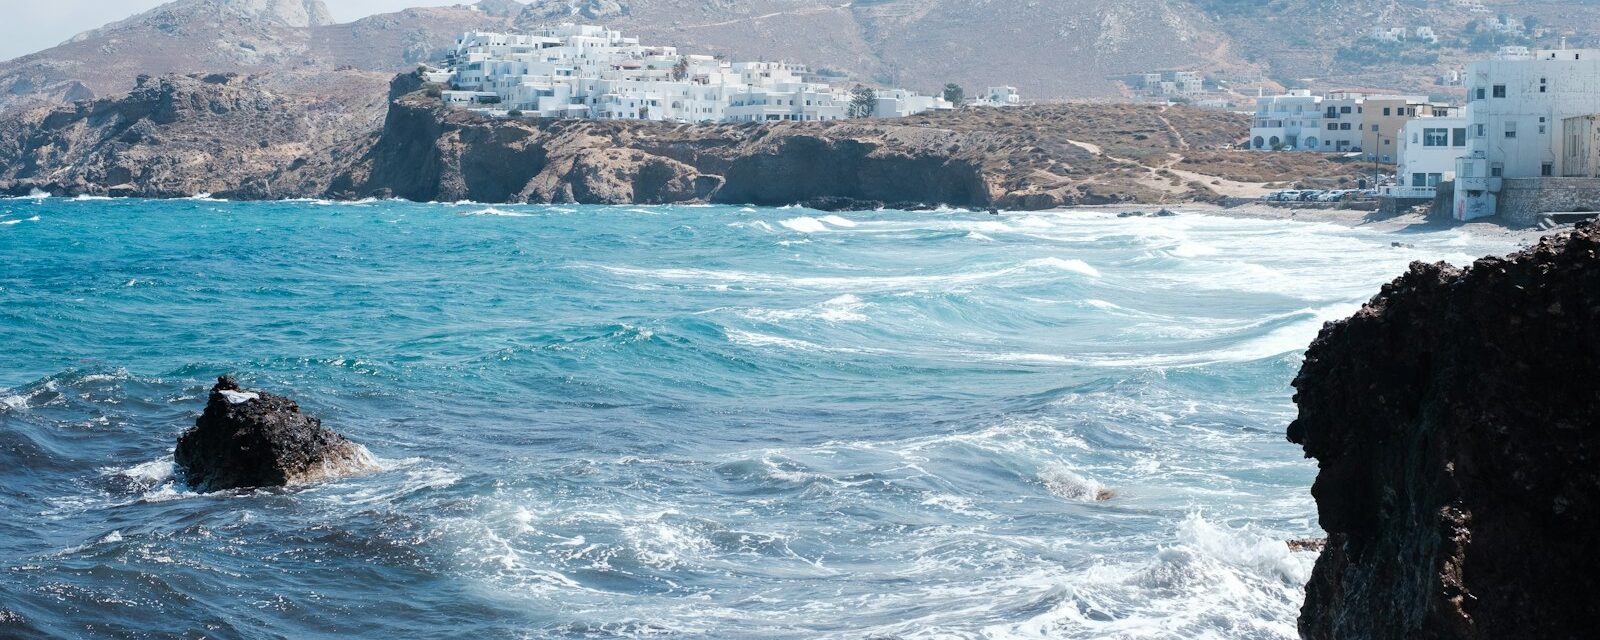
[1289,222,1600,639]
[174,377,375,491]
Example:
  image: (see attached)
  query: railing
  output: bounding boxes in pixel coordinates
[1380,186,1437,198]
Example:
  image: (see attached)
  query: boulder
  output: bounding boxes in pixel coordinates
[1288,221,1600,639]
[175,376,375,491]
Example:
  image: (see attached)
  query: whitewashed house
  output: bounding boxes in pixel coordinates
[973,86,1022,107]
[1390,115,1470,197]
[1249,90,1325,150]
[873,89,953,118]
[1453,49,1600,219]
[1318,92,1367,152]
[440,24,949,123]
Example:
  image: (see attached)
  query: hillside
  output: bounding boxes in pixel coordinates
[7,0,1600,113]
[0,70,1376,209]
[0,0,516,113]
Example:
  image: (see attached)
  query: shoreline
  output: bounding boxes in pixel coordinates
[1077,202,1551,244]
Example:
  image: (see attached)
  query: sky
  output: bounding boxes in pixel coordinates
[0,0,462,62]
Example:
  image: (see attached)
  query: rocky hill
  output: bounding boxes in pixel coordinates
[0,0,516,113]
[8,0,1600,112]
[1289,223,1600,638]
[0,70,390,198]
[1,70,1376,207]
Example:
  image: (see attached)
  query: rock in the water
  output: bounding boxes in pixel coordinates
[1288,221,1600,639]
[175,376,375,491]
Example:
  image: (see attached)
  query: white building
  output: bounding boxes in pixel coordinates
[1453,49,1600,219]
[1250,90,1325,150]
[1318,92,1367,152]
[1389,115,1469,197]
[973,86,1022,107]
[441,25,950,123]
[873,89,953,118]
[1371,26,1410,42]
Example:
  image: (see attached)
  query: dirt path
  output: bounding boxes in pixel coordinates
[1065,138,1273,199]
[676,2,854,30]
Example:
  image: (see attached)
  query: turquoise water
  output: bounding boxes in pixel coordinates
[0,198,1514,638]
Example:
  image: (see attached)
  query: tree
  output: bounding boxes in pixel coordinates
[507,109,524,117]
[1523,15,1540,32]
[849,85,877,118]
[942,83,965,105]
[1464,19,1480,35]
[672,56,690,81]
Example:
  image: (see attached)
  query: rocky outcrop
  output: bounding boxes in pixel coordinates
[175,377,375,491]
[343,73,1238,209]
[1,69,1262,208]
[1289,222,1600,639]
[0,71,389,199]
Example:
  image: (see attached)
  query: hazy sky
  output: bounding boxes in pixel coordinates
[0,1,464,62]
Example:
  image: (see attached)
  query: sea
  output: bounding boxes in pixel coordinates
[0,197,1519,639]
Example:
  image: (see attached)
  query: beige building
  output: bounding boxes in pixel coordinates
[1561,114,1600,178]
[1360,95,1442,163]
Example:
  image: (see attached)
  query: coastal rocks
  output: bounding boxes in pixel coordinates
[174,377,375,491]
[1288,221,1600,639]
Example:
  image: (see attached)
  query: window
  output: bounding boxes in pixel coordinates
[1383,107,1392,116]
[1328,123,1338,131]
[1341,123,1352,130]
[1341,106,1352,114]
[1475,124,1486,137]
[1543,162,1554,176]
[1372,124,1380,132]
[1412,172,1427,186]
[1453,128,1467,146]
[1493,84,1506,98]
[1491,164,1503,177]
[1475,87,1486,100]
[1505,121,1517,139]
[1428,173,1442,187]
[1423,127,1449,147]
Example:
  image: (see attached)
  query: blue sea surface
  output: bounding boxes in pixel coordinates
[0,198,1516,638]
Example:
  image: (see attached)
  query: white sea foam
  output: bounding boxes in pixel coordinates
[461,207,533,217]
[741,294,869,323]
[966,231,996,241]
[1037,463,1110,501]
[779,216,830,233]
[1024,257,1101,277]
[818,215,857,228]
[72,195,114,201]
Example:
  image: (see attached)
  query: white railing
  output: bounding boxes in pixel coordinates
[1380,186,1437,198]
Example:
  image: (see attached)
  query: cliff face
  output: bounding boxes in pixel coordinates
[0,71,389,199]
[1289,223,1600,639]
[345,75,1242,209]
[2,71,1278,208]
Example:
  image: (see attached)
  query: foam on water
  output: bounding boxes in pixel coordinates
[0,200,1524,638]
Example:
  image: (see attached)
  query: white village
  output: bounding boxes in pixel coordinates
[426,24,1020,124]
[1245,45,1600,224]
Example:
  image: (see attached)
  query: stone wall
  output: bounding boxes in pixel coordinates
[1497,177,1600,226]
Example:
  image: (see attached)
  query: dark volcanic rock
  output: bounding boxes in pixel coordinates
[175,376,374,491]
[1288,222,1600,639]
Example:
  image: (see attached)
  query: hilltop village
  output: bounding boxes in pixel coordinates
[427,24,1019,124]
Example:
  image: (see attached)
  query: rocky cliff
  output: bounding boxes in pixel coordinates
[0,71,388,198]
[339,74,1249,209]
[1288,222,1600,639]
[5,70,1338,208]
